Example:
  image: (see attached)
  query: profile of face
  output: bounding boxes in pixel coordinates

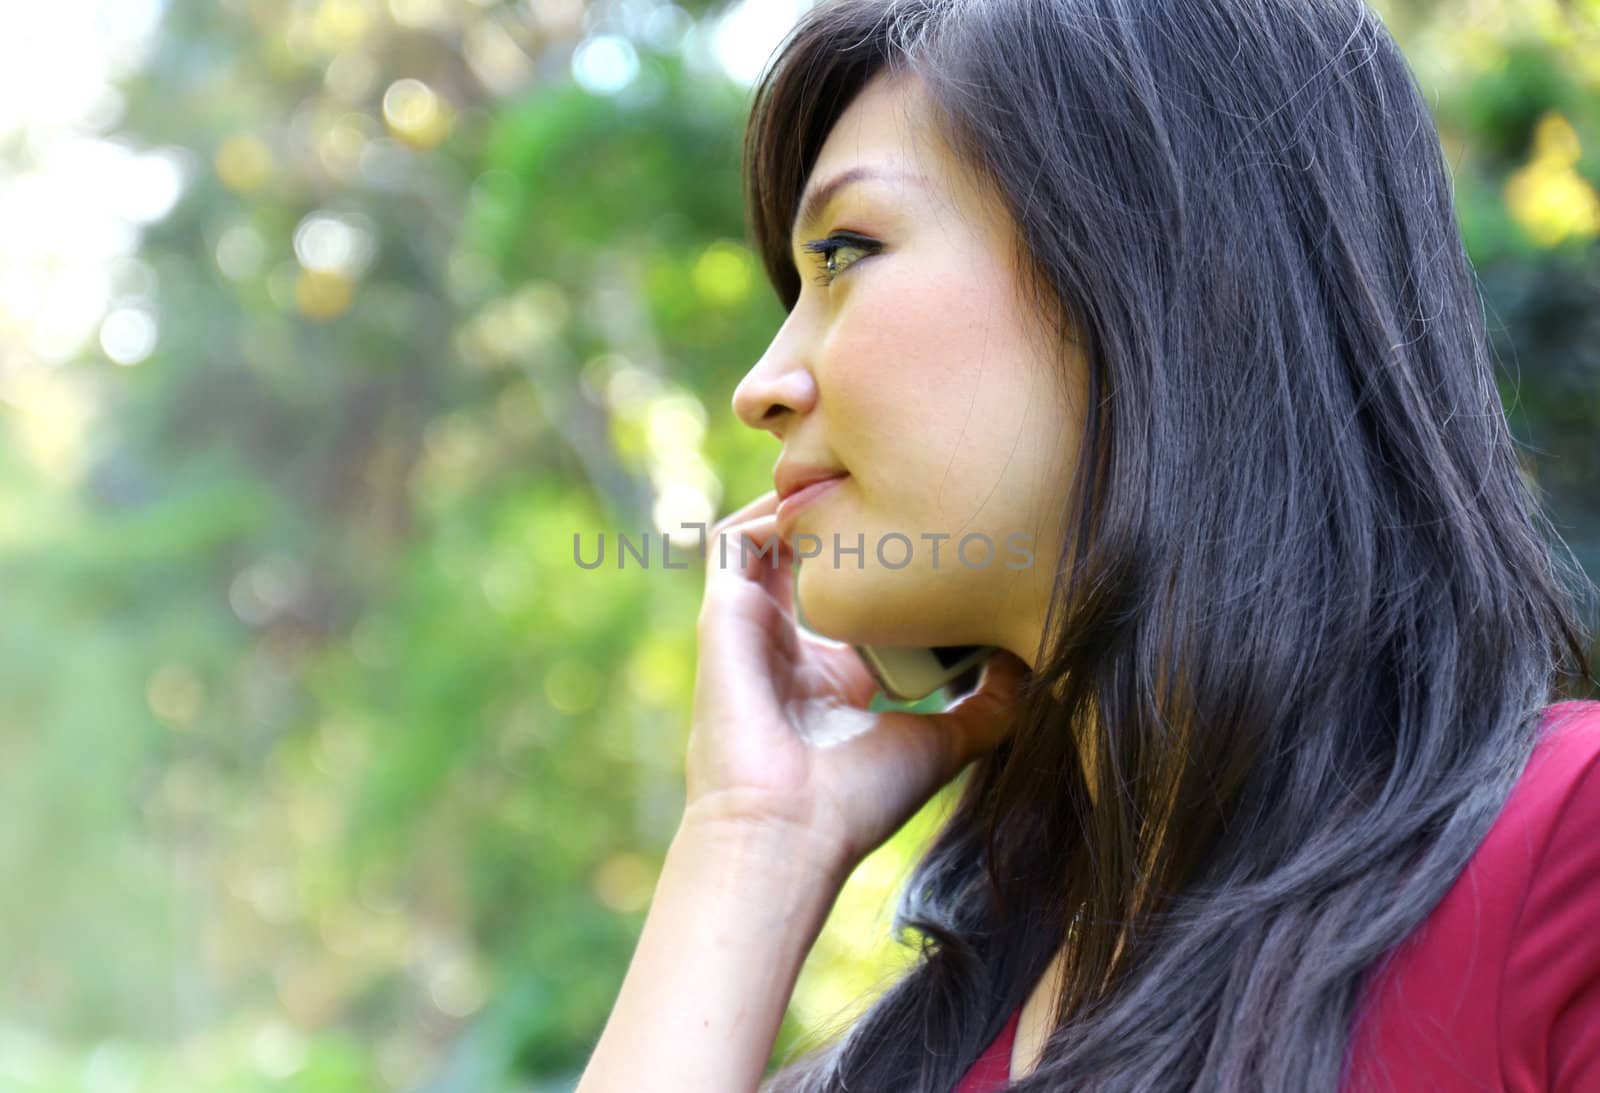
[732,70,1088,669]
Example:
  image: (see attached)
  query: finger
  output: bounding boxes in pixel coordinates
[711,489,779,535]
[705,511,787,587]
[729,513,805,639]
[699,516,804,669]
[752,518,806,627]
[797,635,880,709]
[769,531,800,618]
[696,514,790,695]
[699,491,780,581]
[924,650,1031,772]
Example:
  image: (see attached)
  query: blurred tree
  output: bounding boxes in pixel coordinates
[0,0,1593,1089]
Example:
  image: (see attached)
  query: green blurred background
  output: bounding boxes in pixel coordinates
[1,0,1596,1088]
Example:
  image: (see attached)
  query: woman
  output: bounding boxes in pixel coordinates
[577,0,1600,1089]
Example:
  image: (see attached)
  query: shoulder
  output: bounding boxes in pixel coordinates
[1514,698,1600,814]
[1343,700,1600,1091]
[1499,699,1600,1089]
[1456,699,1600,916]
[1483,700,1600,896]
[1407,698,1600,926]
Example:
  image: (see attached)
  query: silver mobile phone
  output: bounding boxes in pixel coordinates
[791,567,996,702]
[852,642,996,703]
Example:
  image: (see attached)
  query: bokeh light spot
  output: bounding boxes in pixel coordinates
[214,134,273,193]
[382,77,450,148]
[692,240,754,306]
[572,34,639,95]
[590,851,655,914]
[99,306,158,366]
[146,662,205,729]
[544,659,603,714]
[294,269,357,320]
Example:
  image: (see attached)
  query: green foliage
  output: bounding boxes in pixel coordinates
[0,1,1595,1089]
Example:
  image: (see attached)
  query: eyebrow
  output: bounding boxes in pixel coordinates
[791,166,923,242]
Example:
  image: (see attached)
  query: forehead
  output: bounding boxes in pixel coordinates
[809,73,935,192]
[796,72,988,237]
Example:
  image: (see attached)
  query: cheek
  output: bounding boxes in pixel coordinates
[822,259,1043,511]
[829,264,1000,420]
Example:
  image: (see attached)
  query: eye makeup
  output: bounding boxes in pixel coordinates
[800,231,882,287]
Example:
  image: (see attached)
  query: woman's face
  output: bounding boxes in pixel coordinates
[732,71,1088,670]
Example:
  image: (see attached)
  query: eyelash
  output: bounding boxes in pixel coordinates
[800,232,880,287]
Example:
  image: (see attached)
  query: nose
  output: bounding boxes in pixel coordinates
[731,348,818,438]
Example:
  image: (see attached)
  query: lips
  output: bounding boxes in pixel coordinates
[775,472,848,537]
[774,462,850,504]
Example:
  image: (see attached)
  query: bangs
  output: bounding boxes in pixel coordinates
[741,9,933,312]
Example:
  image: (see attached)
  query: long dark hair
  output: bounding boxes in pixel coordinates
[741,0,1598,1089]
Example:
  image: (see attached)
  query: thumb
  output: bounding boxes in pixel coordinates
[924,650,1031,774]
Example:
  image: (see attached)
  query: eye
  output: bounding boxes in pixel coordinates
[800,232,880,288]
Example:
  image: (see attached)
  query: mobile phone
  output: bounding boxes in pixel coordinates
[852,642,996,703]
[791,566,996,702]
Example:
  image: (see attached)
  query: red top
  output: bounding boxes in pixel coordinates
[956,700,1600,1092]
[958,1006,1023,1092]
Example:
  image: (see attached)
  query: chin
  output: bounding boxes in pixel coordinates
[793,564,940,647]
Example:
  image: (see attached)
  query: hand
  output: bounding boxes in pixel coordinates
[682,489,1031,879]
